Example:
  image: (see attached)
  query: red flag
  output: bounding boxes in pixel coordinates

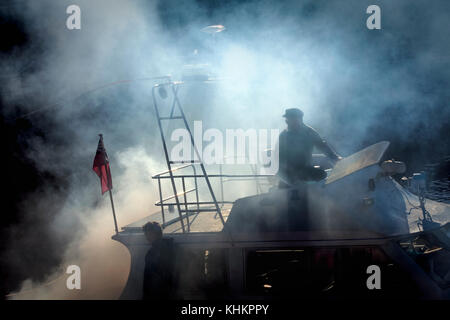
[92,134,113,194]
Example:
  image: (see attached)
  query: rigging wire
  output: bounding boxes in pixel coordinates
[14,76,171,120]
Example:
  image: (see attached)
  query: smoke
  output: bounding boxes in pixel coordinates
[6,146,165,299]
[1,0,449,298]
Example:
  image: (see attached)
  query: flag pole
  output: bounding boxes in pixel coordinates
[97,133,119,235]
[108,189,119,234]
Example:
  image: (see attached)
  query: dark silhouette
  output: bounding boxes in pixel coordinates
[142,222,174,300]
[277,108,341,187]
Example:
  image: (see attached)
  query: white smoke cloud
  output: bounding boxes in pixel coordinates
[2,0,449,298]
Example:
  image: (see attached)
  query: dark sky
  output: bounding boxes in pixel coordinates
[0,0,449,298]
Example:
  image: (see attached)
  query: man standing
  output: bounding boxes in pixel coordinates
[277,108,342,187]
[142,221,174,300]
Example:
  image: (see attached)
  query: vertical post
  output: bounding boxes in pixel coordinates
[219,163,224,206]
[216,163,224,218]
[182,177,190,232]
[157,177,166,226]
[108,189,119,234]
[192,165,200,215]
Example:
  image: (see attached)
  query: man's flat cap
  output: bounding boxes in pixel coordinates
[282,108,304,118]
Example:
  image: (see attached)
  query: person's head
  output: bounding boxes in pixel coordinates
[283,108,304,129]
[143,221,163,244]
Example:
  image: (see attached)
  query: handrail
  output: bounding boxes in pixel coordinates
[153,163,200,230]
[151,80,262,236]
[156,201,234,206]
[152,164,192,178]
[155,188,197,205]
[153,174,273,179]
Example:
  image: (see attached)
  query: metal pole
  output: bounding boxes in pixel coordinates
[192,165,200,214]
[182,177,190,232]
[157,177,166,226]
[219,164,224,205]
[108,189,119,234]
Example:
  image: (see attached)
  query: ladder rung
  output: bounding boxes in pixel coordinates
[159,116,183,120]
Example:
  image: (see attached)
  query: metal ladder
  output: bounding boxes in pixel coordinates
[151,81,227,233]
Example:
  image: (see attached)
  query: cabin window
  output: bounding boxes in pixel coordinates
[172,247,229,298]
[245,246,420,298]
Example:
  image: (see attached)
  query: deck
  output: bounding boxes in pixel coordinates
[121,204,232,234]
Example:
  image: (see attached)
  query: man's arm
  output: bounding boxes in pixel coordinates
[309,128,342,162]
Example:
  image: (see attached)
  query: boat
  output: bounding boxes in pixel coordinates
[112,79,450,300]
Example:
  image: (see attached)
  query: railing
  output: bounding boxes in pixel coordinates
[152,164,273,231]
[151,79,275,234]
